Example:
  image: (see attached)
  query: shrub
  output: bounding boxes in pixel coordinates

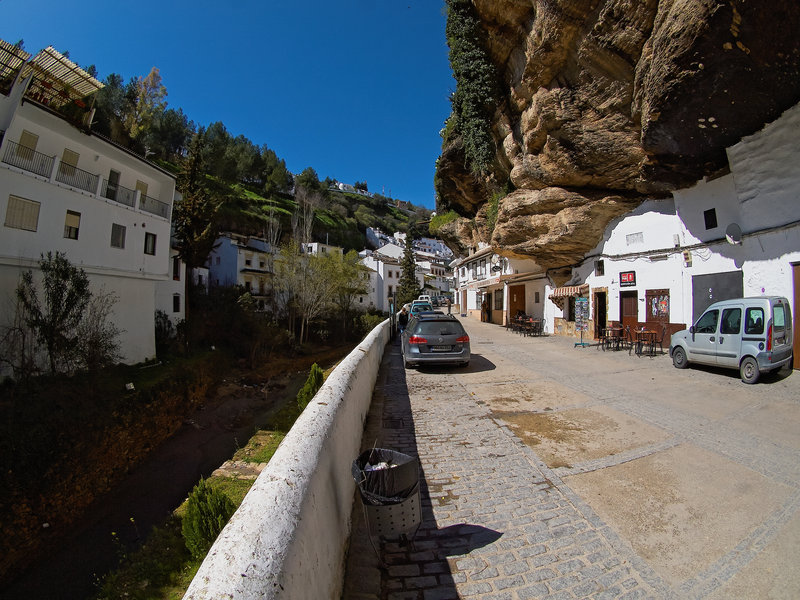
[181,478,236,559]
[429,210,460,235]
[296,362,324,409]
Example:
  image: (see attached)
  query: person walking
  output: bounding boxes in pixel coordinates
[481,299,488,322]
[447,297,451,315]
[398,306,409,335]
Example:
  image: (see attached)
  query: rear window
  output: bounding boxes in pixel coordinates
[414,320,465,336]
[774,305,786,330]
[745,308,764,334]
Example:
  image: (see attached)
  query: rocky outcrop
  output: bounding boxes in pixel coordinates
[436,0,800,270]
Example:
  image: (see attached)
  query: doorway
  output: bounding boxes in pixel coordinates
[594,290,607,339]
[794,263,799,369]
[509,285,526,317]
[620,290,638,331]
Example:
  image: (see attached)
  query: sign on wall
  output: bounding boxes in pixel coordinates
[620,271,636,287]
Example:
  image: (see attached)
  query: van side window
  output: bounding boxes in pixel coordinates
[721,308,741,334]
[745,308,764,334]
[695,309,719,333]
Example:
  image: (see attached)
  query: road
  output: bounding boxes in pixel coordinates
[344,318,800,599]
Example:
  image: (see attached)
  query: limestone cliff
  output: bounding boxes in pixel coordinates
[435,0,800,272]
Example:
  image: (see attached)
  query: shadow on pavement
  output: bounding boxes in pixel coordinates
[413,353,496,374]
[342,340,497,599]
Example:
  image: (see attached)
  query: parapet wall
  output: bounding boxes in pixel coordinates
[183,320,391,600]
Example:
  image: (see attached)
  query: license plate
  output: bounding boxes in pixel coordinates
[431,345,452,352]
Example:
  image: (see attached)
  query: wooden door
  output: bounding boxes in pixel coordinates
[794,264,800,369]
[620,290,638,330]
[509,285,525,317]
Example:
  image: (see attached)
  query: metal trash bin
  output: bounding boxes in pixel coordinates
[352,448,421,544]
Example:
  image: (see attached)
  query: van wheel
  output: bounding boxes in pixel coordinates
[672,346,689,369]
[740,356,760,384]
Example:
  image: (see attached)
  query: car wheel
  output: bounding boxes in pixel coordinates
[740,356,760,384]
[672,346,689,369]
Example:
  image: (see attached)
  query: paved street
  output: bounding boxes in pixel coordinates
[343,318,800,599]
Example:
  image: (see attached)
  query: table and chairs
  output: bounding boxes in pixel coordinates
[600,326,624,351]
[509,314,543,337]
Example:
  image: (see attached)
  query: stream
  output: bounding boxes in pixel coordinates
[1,366,313,600]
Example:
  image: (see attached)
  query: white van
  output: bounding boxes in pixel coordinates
[417,294,431,303]
[669,296,793,383]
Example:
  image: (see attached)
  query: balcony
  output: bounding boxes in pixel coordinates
[1,140,171,219]
[2,140,54,178]
[101,179,137,208]
[139,193,170,218]
[55,162,99,194]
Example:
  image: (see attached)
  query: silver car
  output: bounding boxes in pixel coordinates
[401,314,470,368]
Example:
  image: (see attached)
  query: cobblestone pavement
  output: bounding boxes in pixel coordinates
[342,319,800,599]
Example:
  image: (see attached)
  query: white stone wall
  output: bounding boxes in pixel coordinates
[183,320,391,600]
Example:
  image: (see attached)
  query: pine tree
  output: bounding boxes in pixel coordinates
[396,235,421,307]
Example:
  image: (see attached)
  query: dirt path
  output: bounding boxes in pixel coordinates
[1,346,351,600]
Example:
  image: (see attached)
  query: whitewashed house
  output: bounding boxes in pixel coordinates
[538,101,800,360]
[0,42,176,368]
[206,232,274,307]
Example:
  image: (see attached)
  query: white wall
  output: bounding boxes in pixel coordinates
[183,320,391,600]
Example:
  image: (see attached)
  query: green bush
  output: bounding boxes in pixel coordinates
[296,362,324,409]
[429,210,460,235]
[181,478,236,559]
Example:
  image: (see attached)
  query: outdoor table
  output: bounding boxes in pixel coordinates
[603,326,623,350]
[635,329,657,356]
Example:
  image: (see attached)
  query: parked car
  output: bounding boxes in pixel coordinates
[401,314,470,368]
[409,302,433,317]
[417,294,431,303]
[669,296,793,383]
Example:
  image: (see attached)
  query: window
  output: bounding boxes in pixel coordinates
[106,169,120,201]
[721,308,741,335]
[135,180,149,198]
[744,308,764,335]
[704,208,718,230]
[59,148,79,177]
[626,232,644,246]
[388,271,392,278]
[173,294,181,313]
[64,210,80,239]
[535,291,540,303]
[494,289,504,311]
[5,195,40,231]
[111,223,126,248]
[245,258,252,266]
[144,232,157,255]
[595,260,605,276]
[173,256,181,280]
[18,130,38,156]
[695,309,719,334]
[568,297,576,321]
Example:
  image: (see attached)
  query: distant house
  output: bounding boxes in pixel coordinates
[206,232,274,304]
[301,242,343,256]
[0,41,176,369]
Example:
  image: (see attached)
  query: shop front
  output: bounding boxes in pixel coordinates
[549,284,590,338]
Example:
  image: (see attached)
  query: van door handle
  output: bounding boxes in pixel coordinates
[710,336,715,342]
[719,337,723,344]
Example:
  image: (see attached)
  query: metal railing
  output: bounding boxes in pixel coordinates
[55,162,99,194]
[2,139,54,178]
[101,179,137,208]
[139,193,170,218]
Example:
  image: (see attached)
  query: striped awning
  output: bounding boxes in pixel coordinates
[549,284,589,309]
[549,284,589,298]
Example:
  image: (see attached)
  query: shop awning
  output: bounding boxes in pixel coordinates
[548,284,589,309]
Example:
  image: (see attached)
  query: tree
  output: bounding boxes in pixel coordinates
[15,252,91,374]
[292,185,322,244]
[75,288,123,371]
[124,67,168,145]
[329,250,370,335]
[396,235,421,307]
[173,128,221,331]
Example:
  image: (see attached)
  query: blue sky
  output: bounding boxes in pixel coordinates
[1,0,454,208]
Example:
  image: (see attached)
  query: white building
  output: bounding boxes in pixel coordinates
[359,253,425,313]
[0,42,176,368]
[301,242,343,256]
[455,101,799,364]
[206,232,274,306]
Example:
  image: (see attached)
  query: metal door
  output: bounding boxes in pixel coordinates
[691,271,743,323]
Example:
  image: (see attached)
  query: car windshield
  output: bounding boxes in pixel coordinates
[415,321,465,336]
[412,303,432,312]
